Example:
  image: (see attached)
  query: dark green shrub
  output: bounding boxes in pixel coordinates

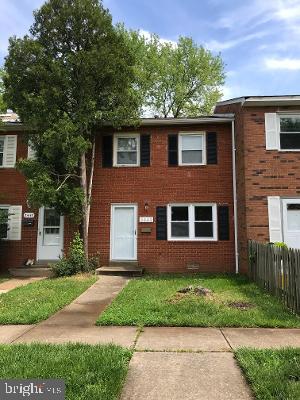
[52,233,100,277]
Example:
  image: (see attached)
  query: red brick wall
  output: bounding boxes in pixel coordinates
[215,104,300,273]
[90,123,235,273]
[0,123,235,273]
[0,132,73,272]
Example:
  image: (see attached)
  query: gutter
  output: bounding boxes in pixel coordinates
[231,120,239,274]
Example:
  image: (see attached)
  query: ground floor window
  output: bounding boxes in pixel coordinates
[0,206,9,239]
[167,203,217,241]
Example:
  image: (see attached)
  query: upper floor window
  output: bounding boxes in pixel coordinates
[0,135,17,168]
[113,134,140,167]
[178,133,206,165]
[167,203,217,241]
[280,115,300,150]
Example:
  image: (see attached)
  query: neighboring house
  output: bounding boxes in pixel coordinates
[0,114,236,273]
[216,95,300,272]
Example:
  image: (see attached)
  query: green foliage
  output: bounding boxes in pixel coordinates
[274,241,288,249]
[52,232,99,276]
[0,275,97,324]
[97,274,300,327]
[0,343,132,400]
[236,348,300,400]
[0,69,6,112]
[119,28,225,117]
[4,0,140,222]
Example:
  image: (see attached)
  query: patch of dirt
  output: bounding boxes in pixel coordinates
[228,301,255,311]
[167,286,214,303]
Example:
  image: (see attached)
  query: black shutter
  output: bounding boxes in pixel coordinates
[206,132,218,164]
[218,205,230,240]
[156,206,167,240]
[168,134,178,166]
[140,134,151,166]
[102,135,113,168]
[0,223,8,239]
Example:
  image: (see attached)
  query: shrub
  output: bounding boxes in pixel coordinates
[52,232,98,277]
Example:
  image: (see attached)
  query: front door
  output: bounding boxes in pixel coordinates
[111,204,137,260]
[282,199,300,249]
[37,207,64,260]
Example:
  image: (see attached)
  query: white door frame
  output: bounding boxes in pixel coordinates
[110,203,137,261]
[36,207,64,260]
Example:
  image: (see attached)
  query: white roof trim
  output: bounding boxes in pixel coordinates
[217,95,300,107]
[140,116,234,125]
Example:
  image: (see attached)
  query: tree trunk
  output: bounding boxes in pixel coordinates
[80,137,96,261]
[80,152,89,260]
[87,137,96,230]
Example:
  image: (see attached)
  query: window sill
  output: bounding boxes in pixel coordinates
[168,238,217,242]
[113,164,140,168]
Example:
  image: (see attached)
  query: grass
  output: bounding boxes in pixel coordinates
[236,348,300,400]
[0,274,97,324]
[96,274,300,327]
[0,343,131,400]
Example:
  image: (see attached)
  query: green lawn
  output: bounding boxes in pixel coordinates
[0,274,97,324]
[236,348,300,400]
[97,274,300,327]
[0,343,131,400]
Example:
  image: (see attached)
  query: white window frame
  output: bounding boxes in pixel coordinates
[277,113,300,152]
[178,132,206,166]
[113,133,140,167]
[0,205,9,240]
[0,136,5,167]
[167,203,217,241]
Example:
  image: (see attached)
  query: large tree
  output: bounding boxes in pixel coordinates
[4,0,139,257]
[120,29,225,117]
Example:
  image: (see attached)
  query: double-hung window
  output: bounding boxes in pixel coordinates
[279,115,300,150]
[114,134,140,166]
[168,203,217,241]
[179,133,206,165]
[0,137,4,167]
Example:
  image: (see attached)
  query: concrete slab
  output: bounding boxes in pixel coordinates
[120,352,253,400]
[222,328,300,349]
[0,325,33,344]
[39,275,128,327]
[15,326,137,348]
[0,277,44,293]
[136,327,230,352]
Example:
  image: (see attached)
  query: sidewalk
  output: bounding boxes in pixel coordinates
[0,276,300,399]
[0,277,44,294]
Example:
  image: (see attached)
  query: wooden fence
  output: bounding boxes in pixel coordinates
[248,240,300,314]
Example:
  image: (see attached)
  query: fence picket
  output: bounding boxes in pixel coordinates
[248,240,300,315]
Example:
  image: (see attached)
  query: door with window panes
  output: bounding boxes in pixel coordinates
[37,207,64,260]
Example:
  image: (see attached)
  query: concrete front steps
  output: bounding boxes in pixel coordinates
[96,261,143,277]
[9,261,55,278]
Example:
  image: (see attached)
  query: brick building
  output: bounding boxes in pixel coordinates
[216,95,300,272]
[0,114,236,274]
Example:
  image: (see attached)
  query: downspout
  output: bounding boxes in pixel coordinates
[231,120,239,274]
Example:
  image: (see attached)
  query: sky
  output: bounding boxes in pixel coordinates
[0,0,300,100]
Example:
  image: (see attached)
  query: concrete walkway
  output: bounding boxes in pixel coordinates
[0,276,300,399]
[0,277,44,294]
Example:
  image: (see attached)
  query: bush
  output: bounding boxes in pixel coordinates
[52,232,99,277]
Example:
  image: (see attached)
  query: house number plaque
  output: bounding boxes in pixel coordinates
[139,216,153,223]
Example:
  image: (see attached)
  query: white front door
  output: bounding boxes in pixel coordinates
[282,199,300,249]
[37,207,64,260]
[111,204,137,260]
